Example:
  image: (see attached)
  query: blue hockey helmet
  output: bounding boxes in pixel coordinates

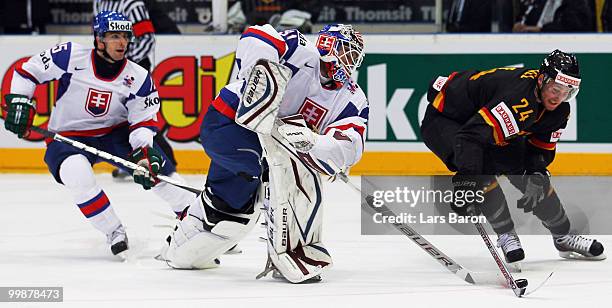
[93,11,133,40]
[316,24,364,87]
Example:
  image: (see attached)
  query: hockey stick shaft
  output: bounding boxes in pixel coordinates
[473,221,526,297]
[322,160,474,284]
[367,201,475,284]
[27,125,202,195]
[333,165,535,294]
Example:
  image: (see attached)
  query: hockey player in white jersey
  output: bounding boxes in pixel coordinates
[161,24,367,283]
[2,11,195,256]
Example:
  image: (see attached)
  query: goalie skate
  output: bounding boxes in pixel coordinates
[256,256,322,283]
[161,187,260,269]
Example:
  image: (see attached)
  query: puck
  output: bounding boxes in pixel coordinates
[515,278,528,288]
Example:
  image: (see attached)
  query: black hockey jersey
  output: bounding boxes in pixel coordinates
[426,67,569,174]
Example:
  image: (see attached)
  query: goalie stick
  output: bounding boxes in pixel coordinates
[365,196,476,284]
[311,162,475,284]
[25,124,202,195]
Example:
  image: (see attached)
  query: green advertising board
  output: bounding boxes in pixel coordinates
[359,53,612,144]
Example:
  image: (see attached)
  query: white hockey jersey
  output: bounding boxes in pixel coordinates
[10,42,159,148]
[212,24,369,170]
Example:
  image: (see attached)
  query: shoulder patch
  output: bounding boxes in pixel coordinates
[550,129,564,142]
[491,102,519,137]
[433,76,448,91]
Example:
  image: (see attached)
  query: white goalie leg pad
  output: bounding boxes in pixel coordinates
[162,188,260,269]
[235,59,291,135]
[259,132,333,283]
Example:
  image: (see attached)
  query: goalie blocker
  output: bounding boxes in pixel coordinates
[235,59,292,135]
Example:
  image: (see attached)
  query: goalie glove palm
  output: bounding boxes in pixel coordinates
[3,94,36,138]
[277,124,316,153]
[129,146,164,190]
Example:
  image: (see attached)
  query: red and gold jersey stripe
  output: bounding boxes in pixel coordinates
[431,72,458,112]
[478,107,507,146]
[528,137,556,151]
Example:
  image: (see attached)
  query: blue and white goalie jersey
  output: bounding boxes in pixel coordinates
[10,42,159,146]
[212,24,369,169]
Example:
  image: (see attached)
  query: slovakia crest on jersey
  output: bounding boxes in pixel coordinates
[299,98,328,129]
[86,88,112,117]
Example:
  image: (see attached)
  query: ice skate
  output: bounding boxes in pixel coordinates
[497,230,525,264]
[107,225,128,257]
[554,234,606,260]
[256,257,322,283]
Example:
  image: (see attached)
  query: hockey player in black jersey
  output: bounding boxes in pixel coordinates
[421,50,605,262]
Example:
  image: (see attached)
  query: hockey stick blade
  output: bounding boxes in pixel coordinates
[27,125,202,195]
[524,271,553,296]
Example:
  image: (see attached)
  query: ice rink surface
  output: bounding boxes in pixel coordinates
[1,174,610,308]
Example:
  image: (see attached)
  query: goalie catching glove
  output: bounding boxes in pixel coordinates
[129,146,164,190]
[3,94,36,138]
[277,122,316,153]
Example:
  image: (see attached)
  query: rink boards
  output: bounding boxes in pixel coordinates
[1,34,611,175]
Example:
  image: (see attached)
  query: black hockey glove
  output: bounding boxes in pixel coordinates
[3,94,36,138]
[517,171,550,213]
[451,174,484,217]
[129,146,164,190]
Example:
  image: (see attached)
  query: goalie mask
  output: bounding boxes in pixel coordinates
[316,24,364,88]
[538,49,581,103]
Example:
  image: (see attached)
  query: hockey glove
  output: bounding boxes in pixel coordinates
[277,123,316,153]
[3,94,36,138]
[451,174,484,217]
[129,146,164,190]
[517,171,550,213]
